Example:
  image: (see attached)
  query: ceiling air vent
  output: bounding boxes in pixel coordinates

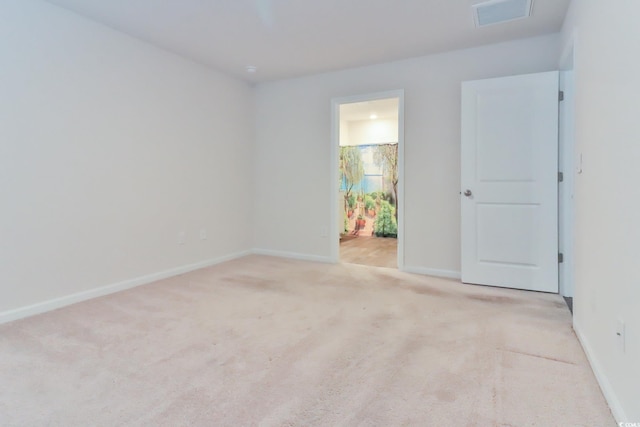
[472,0,533,28]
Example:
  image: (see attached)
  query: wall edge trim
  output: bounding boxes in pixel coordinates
[402,266,462,280]
[573,319,627,423]
[0,250,251,325]
[251,248,333,264]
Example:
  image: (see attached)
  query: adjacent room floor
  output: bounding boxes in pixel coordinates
[340,235,397,268]
[0,256,614,426]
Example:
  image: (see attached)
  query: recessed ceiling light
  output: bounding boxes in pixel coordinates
[370,114,378,120]
[245,65,257,73]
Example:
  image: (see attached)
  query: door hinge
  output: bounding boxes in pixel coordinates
[558,253,564,263]
[558,172,564,182]
[559,91,565,101]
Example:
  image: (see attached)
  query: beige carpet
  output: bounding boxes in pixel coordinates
[0,255,614,426]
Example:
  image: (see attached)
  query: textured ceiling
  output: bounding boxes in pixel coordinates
[45,0,571,83]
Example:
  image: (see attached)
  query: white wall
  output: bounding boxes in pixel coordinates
[339,119,350,145]
[254,34,561,271]
[0,0,254,317]
[342,119,398,146]
[561,0,640,421]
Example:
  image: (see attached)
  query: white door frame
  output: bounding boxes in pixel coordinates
[559,38,576,298]
[330,90,405,269]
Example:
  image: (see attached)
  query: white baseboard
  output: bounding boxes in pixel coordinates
[251,248,333,264]
[573,320,627,423]
[0,250,251,325]
[402,266,462,280]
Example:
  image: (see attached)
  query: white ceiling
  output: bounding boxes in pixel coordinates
[44,0,571,83]
[340,98,399,122]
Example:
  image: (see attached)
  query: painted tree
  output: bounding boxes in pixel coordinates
[374,143,399,220]
[339,146,364,212]
[374,200,398,237]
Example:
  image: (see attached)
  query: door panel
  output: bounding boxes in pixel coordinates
[461,71,559,293]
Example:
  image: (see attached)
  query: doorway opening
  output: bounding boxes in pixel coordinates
[331,92,404,269]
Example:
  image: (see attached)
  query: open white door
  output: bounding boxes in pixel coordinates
[461,71,559,293]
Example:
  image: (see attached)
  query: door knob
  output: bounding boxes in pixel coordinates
[464,189,472,197]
